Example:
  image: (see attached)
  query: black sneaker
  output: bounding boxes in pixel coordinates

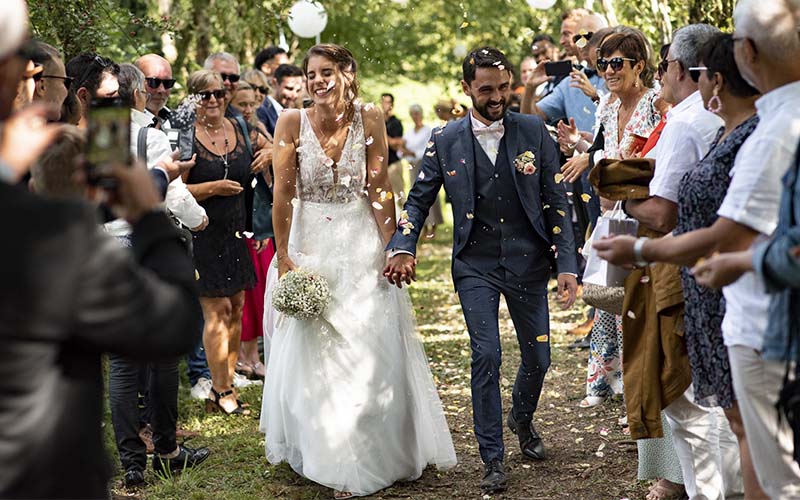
[123,469,145,489]
[152,444,211,477]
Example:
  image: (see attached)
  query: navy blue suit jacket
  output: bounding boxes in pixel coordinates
[388,111,578,276]
[256,99,279,137]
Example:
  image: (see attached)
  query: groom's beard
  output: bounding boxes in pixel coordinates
[471,96,509,123]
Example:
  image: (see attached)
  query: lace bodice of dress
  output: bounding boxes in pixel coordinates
[296,103,367,203]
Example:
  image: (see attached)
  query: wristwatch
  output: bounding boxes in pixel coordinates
[633,237,650,268]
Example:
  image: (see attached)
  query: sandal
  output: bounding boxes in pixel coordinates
[646,479,686,500]
[251,361,266,379]
[334,491,354,499]
[578,396,605,408]
[205,388,250,416]
[235,361,255,377]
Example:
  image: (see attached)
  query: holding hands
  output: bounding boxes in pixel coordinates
[383,253,417,288]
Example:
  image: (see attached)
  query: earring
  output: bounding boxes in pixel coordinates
[707,88,722,114]
[634,80,639,88]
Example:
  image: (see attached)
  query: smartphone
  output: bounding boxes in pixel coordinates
[544,60,574,77]
[86,97,130,187]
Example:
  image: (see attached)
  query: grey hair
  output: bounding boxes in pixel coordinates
[670,24,721,68]
[734,0,800,61]
[409,104,423,114]
[203,52,240,73]
[117,63,146,108]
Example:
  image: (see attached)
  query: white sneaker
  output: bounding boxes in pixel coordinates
[190,377,212,400]
[233,372,262,388]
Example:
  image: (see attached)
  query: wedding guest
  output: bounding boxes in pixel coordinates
[256,63,303,135]
[401,103,442,237]
[135,54,176,129]
[183,70,258,415]
[204,52,240,104]
[560,8,593,59]
[254,45,288,78]
[31,41,68,121]
[594,32,767,498]
[597,24,752,500]
[679,2,800,495]
[242,68,271,106]
[230,81,268,136]
[65,52,120,130]
[531,34,559,64]
[383,92,405,206]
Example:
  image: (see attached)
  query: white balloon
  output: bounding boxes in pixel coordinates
[287,1,328,39]
[526,0,557,9]
[453,43,468,58]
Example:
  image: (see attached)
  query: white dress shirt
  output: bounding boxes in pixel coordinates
[718,80,800,350]
[470,111,504,165]
[402,124,433,162]
[268,95,284,113]
[649,91,724,202]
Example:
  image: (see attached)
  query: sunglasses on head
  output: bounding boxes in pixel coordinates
[145,77,176,89]
[198,89,226,101]
[220,73,240,83]
[688,66,709,83]
[596,57,636,72]
[572,32,593,43]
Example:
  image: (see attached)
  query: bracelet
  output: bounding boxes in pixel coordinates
[633,237,650,268]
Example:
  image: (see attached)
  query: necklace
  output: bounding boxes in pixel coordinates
[202,123,230,179]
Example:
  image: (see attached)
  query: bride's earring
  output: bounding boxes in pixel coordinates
[707,87,722,114]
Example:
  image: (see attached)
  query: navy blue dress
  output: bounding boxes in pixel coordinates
[674,114,759,408]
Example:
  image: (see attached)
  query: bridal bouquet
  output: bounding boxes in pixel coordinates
[272,268,332,320]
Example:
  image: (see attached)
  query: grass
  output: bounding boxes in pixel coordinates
[107,223,650,500]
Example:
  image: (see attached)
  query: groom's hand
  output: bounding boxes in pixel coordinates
[557,273,578,310]
[383,253,417,288]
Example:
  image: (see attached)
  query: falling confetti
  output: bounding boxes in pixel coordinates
[554,173,564,184]
[278,140,286,147]
[460,21,469,28]
[581,193,592,203]
[466,212,474,219]
[536,334,549,342]
[194,269,200,280]
[384,217,392,224]
[460,158,466,164]
[552,226,562,234]
[557,209,566,217]
[243,231,254,239]
[324,158,334,167]
[364,103,375,111]
[365,136,374,146]
[418,171,425,180]
[371,201,383,210]
[426,141,434,148]
[402,228,411,236]
[640,276,650,284]
[627,310,636,319]
[251,178,258,188]
[543,204,551,209]
[425,151,436,157]
[447,170,457,176]
[498,64,505,71]
[377,155,384,162]
[493,60,502,66]
[335,113,344,122]
[235,231,242,239]
[469,57,475,65]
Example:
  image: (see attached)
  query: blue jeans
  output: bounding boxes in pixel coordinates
[186,318,209,386]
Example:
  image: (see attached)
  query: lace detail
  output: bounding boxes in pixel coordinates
[296,103,367,203]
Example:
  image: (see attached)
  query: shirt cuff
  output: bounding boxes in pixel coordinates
[388,249,414,258]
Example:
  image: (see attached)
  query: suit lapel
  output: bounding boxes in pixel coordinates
[503,114,521,191]
[454,117,476,199]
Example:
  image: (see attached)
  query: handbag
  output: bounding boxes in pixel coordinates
[581,201,639,314]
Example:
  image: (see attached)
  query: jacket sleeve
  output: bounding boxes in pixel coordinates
[72,210,202,359]
[386,129,443,255]
[165,175,206,229]
[537,121,578,275]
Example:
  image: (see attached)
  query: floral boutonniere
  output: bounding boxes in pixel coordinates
[514,151,537,175]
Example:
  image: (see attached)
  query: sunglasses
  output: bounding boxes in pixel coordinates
[145,77,176,89]
[688,66,709,83]
[75,54,111,91]
[596,57,637,72]
[220,73,240,83]
[197,89,226,101]
[572,32,594,43]
[252,85,269,94]
[35,74,75,89]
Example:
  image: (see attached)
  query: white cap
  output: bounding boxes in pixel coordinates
[0,0,28,61]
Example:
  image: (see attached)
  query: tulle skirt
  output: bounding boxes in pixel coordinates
[260,197,456,496]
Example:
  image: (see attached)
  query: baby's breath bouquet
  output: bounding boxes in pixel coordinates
[272,268,332,320]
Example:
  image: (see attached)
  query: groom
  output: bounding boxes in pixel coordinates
[385,47,578,494]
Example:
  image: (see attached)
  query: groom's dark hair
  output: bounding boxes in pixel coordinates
[462,47,514,84]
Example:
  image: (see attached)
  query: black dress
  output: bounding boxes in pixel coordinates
[674,114,759,409]
[187,119,256,297]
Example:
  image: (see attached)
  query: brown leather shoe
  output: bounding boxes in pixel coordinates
[138,424,154,454]
[568,316,595,336]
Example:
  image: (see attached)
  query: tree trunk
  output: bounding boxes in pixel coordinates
[158,0,177,62]
[601,0,618,27]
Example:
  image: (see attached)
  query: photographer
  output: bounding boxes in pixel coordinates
[0,1,205,497]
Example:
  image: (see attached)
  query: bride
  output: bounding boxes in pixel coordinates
[259,44,456,498]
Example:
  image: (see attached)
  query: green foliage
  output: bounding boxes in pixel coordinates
[29,0,733,83]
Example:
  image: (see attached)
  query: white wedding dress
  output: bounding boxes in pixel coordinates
[259,103,456,496]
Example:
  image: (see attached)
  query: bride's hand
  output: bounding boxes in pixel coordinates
[383,253,416,288]
[277,255,297,278]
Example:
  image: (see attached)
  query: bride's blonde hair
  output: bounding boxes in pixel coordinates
[302,44,360,123]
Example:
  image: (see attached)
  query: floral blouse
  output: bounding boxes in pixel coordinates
[599,88,661,160]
